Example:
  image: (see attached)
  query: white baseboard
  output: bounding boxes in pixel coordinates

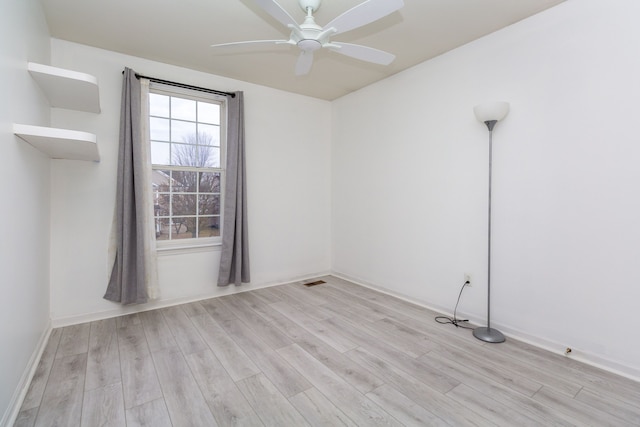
[331,271,640,383]
[1,321,52,427]
[475,319,640,383]
[51,270,332,328]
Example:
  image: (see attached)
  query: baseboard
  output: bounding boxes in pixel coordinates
[331,271,640,383]
[51,270,332,328]
[475,319,640,383]
[1,321,52,427]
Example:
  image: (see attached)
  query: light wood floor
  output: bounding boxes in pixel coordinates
[14,276,640,426]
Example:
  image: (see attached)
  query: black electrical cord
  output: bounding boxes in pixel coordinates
[435,280,473,329]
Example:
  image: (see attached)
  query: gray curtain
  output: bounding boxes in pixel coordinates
[104,68,149,304]
[218,92,250,286]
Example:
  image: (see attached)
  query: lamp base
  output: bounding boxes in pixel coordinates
[473,327,505,343]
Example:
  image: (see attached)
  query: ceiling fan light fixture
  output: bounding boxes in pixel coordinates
[298,39,322,52]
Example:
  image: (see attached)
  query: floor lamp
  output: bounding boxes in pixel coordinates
[472,101,509,344]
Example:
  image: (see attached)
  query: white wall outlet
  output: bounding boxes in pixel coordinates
[464,273,471,285]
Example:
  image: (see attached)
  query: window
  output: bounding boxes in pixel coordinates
[149,83,226,246]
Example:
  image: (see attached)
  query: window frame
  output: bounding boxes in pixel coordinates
[148,82,227,251]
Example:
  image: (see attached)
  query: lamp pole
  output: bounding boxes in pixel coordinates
[472,102,509,344]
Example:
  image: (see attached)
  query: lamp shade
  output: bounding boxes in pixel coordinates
[474,101,510,123]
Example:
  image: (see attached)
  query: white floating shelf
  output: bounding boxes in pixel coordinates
[14,124,100,162]
[28,62,100,113]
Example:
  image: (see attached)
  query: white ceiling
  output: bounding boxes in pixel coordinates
[40,0,565,100]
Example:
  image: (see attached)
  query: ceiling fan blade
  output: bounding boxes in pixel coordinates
[324,0,404,35]
[328,42,395,65]
[210,40,292,52]
[295,51,314,76]
[253,0,299,29]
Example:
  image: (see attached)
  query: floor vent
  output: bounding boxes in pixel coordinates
[303,280,326,287]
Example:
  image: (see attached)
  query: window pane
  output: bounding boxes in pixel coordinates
[198,101,220,125]
[151,142,171,165]
[150,117,170,141]
[150,93,170,118]
[199,172,220,193]
[171,171,198,192]
[200,146,220,168]
[154,192,171,217]
[171,143,203,167]
[198,124,220,147]
[153,169,171,191]
[171,97,196,121]
[199,195,220,215]
[198,217,220,237]
[171,119,197,143]
[155,217,170,240]
[171,217,196,239]
[172,194,197,216]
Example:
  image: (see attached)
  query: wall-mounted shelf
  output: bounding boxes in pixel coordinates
[14,124,100,162]
[16,62,101,161]
[28,62,100,113]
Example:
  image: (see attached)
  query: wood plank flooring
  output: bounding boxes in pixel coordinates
[15,276,640,426]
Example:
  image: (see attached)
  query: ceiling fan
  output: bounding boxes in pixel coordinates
[210,0,404,76]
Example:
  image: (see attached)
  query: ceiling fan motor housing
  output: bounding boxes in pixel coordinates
[291,11,334,52]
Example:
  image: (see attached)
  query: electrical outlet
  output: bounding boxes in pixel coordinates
[464,273,471,285]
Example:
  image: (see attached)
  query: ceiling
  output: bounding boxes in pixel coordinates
[40,0,565,100]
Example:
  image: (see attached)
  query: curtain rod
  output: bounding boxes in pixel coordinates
[122,70,236,98]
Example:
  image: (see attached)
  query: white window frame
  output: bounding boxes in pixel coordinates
[148,82,227,252]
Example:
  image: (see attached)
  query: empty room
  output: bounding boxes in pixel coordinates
[2,0,640,425]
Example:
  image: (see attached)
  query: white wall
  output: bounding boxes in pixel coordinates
[0,0,52,424]
[332,0,640,378]
[49,40,332,323]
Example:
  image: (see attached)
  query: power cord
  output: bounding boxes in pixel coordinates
[435,280,473,329]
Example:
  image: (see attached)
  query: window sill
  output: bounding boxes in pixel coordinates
[157,241,221,256]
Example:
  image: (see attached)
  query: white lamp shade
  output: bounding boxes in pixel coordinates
[474,101,510,123]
